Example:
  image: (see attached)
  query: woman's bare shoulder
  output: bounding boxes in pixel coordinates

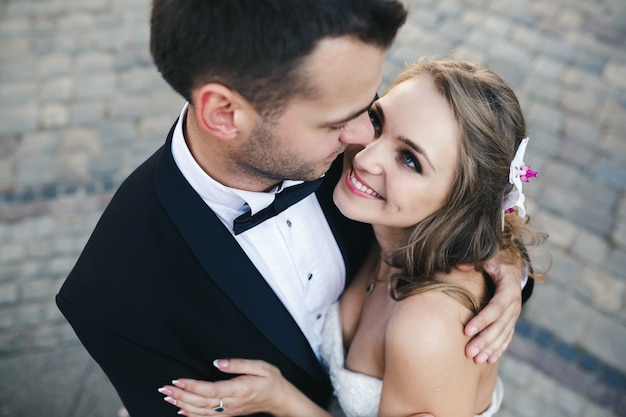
[386,291,471,359]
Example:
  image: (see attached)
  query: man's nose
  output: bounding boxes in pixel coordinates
[339,111,375,146]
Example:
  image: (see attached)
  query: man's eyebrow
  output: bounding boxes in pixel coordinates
[326,94,379,126]
[398,136,436,171]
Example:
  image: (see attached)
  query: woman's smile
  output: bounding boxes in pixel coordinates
[346,169,383,199]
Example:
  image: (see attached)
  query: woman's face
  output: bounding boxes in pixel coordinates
[333,74,460,231]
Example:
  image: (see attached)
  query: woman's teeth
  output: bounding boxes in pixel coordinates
[350,171,382,198]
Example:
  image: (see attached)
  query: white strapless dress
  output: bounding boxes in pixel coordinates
[320,302,503,417]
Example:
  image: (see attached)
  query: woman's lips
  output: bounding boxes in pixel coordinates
[345,169,383,199]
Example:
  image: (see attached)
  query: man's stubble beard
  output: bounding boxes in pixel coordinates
[233,117,327,184]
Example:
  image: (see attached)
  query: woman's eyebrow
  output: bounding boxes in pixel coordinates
[397,135,436,171]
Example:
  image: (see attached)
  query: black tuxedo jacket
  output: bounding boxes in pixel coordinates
[56,122,374,417]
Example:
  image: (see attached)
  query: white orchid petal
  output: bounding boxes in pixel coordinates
[502,137,531,227]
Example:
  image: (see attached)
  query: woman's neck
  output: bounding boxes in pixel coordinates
[371,224,408,258]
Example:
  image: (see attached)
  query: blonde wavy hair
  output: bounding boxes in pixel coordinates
[387,59,547,313]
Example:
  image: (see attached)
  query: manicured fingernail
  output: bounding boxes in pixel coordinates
[213,359,229,369]
[469,347,479,357]
[172,379,184,388]
[158,387,172,395]
[177,411,186,415]
[468,327,478,336]
[164,396,175,404]
[477,353,488,363]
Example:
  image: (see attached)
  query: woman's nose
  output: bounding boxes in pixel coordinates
[353,138,384,175]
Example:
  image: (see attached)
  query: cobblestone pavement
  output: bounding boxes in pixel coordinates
[0,0,625,416]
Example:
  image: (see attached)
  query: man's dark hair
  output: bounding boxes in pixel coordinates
[150,0,407,115]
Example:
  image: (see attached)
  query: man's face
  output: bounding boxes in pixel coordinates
[233,36,386,184]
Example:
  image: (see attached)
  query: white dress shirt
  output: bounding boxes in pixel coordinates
[171,104,345,356]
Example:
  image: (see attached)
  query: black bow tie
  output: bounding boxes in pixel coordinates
[233,178,324,235]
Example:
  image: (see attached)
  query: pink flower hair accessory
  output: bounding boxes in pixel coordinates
[503,137,537,221]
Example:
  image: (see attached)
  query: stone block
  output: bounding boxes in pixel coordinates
[577,267,624,313]
[76,73,117,100]
[39,77,74,101]
[532,56,567,80]
[560,140,594,167]
[593,159,626,190]
[36,53,72,78]
[524,283,593,345]
[0,104,38,134]
[39,103,70,129]
[76,51,115,74]
[572,229,611,266]
[604,61,626,89]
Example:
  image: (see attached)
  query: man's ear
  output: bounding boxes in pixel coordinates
[193,84,256,140]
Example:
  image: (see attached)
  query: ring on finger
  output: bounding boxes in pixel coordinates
[213,398,224,413]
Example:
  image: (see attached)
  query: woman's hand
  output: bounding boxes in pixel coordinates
[158,359,330,417]
[463,260,523,363]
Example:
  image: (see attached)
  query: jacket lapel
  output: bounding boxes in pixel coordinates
[153,123,327,382]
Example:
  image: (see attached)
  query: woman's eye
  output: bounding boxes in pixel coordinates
[368,108,382,138]
[399,150,422,173]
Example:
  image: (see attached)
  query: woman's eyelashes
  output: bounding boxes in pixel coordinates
[398,150,422,173]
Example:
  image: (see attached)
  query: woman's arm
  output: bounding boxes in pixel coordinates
[159,359,332,417]
[380,293,486,417]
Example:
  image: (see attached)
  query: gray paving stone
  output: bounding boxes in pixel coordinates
[0,104,38,134]
[0,56,37,83]
[532,56,567,80]
[561,89,603,118]
[523,77,562,103]
[614,220,626,250]
[39,103,70,129]
[36,53,72,78]
[75,73,117,99]
[21,278,55,302]
[0,38,31,60]
[540,37,577,63]
[525,102,566,136]
[563,117,602,147]
[583,402,617,417]
[560,140,595,167]
[75,51,116,74]
[607,249,626,279]
[0,347,118,417]
[0,82,36,105]
[40,77,74,101]
[597,98,626,131]
[593,158,626,190]
[511,25,543,52]
[571,205,615,237]
[577,266,625,313]
[601,132,626,165]
[70,100,108,125]
[0,283,18,304]
[15,155,55,186]
[584,316,626,374]
[524,283,595,345]
[571,229,611,267]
